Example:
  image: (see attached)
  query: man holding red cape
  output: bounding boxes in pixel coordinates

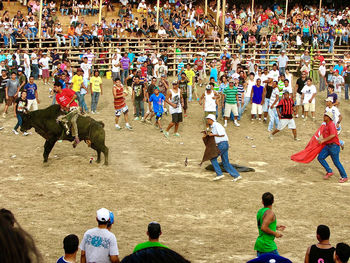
[291,112,348,183]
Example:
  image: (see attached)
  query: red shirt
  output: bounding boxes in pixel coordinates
[113,85,126,110]
[195,59,203,70]
[56,89,78,108]
[261,14,268,22]
[322,121,340,145]
[220,60,227,72]
[141,66,147,78]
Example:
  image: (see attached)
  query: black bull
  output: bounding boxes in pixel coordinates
[20,104,109,165]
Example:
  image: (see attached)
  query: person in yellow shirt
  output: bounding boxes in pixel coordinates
[90,70,103,114]
[184,64,195,102]
[71,68,86,113]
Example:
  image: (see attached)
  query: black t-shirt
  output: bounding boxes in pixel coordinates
[309,244,335,263]
[296,77,306,94]
[265,84,273,99]
[15,97,27,113]
[133,83,144,101]
[127,75,134,87]
[0,76,9,91]
[179,80,188,96]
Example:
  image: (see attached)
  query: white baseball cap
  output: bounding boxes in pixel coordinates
[206,114,216,121]
[96,208,110,222]
[325,97,333,102]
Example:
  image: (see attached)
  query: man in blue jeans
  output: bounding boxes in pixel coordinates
[317,112,348,183]
[205,114,242,182]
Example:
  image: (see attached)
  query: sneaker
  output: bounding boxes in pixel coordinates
[268,134,274,140]
[213,175,225,181]
[163,131,169,138]
[224,123,227,127]
[134,117,140,121]
[141,117,144,122]
[323,172,334,180]
[339,178,348,183]
[159,128,163,132]
[301,115,305,119]
[12,129,19,135]
[174,133,180,137]
[115,124,122,130]
[91,111,95,114]
[2,112,6,118]
[234,121,240,127]
[294,137,301,141]
[232,175,242,182]
[263,118,267,123]
[295,114,299,118]
[0,127,4,130]
[341,142,345,150]
[126,124,133,130]
[23,132,29,136]
[258,118,261,121]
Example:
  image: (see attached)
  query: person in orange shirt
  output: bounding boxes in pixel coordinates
[68,25,79,47]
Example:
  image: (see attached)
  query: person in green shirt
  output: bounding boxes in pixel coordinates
[254,192,286,256]
[133,222,168,253]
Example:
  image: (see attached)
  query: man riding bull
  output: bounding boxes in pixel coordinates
[54,80,80,147]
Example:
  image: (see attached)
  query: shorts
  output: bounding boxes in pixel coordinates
[263,98,270,112]
[277,118,296,130]
[42,69,50,78]
[224,103,238,117]
[115,105,128,117]
[295,93,302,106]
[171,112,183,123]
[183,94,188,110]
[6,96,16,106]
[251,103,263,115]
[155,111,163,121]
[0,90,5,103]
[303,102,315,112]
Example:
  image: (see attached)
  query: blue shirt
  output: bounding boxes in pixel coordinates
[173,21,181,29]
[177,62,184,74]
[334,65,344,75]
[149,93,165,113]
[24,83,37,100]
[59,79,66,89]
[56,256,69,263]
[0,54,6,62]
[252,85,264,104]
[210,68,218,82]
[128,52,135,64]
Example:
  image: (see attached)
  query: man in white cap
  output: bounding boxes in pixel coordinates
[317,112,348,183]
[205,114,242,182]
[80,208,120,263]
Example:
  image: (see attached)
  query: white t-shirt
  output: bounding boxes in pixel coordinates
[301,84,317,104]
[158,29,166,35]
[112,59,120,73]
[79,228,119,263]
[268,70,279,81]
[245,79,255,98]
[23,53,30,68]
[269,88,280,108]
[319,65,326,77]
[31,52,38,64]
[81,62,91,79]
[39,57,50,70]
[277,55,289,68]
[325,106,340,125]
[211,121,228,144]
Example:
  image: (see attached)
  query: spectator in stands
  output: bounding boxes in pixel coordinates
[79,208,120,263]
[304,225,335,263]
[133,222,168,253]
[57,234,79,263]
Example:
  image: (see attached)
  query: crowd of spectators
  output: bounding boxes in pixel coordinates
[0,0,349,53]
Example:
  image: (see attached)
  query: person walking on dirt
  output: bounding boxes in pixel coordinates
[254,192,286,256]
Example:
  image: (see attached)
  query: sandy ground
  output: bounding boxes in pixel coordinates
[0,78,350,263]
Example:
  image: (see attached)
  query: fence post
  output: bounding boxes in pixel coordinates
[173,40,177,77]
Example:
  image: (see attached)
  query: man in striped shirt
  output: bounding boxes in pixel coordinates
[270,90,300,141]
[223,78,240,127]
[113,78,132,130]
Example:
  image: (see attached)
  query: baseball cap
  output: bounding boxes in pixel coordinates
[18,67,23,72]
[281,50,286,53]
[322,61,326,64]
[206,85,211,90]
[96,208,110,222]
[161,74,166,77]
[206,114,216,121]
[325,97,333,102]
[324,111,333,120]
[172,80,178,85]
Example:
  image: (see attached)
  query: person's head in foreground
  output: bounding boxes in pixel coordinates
[316,225,331,242]
[148,222,162,241]
[334,243,350,263]
[262,192,274,207]
[206,114,216,126]
[121,247,190,263]
[324,112,334,123]
[0,208,42,263]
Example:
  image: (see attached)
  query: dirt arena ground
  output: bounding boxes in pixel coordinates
[0,78,349,262]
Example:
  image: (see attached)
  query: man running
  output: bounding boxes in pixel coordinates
[163,80,183,138]
[317,112,348,183]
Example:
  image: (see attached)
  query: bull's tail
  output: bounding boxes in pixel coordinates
[97,121,105,128]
